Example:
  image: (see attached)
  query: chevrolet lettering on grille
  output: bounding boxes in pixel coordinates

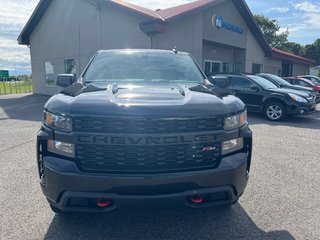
[77,134,217,146]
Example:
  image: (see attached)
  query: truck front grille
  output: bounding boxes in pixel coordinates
[77,142,221,173]
[74,117,223,133]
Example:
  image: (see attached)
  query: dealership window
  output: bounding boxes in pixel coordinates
[233,63,242,73]
[44,61,55,86]
[204,61,211,76]
[64,59,76,74]
[252,63,263,74]
[204,60,222,76]
[223,62,232,73]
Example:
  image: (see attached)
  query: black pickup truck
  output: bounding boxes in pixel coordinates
[37,49,252,213]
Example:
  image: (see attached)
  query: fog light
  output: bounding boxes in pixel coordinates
[222,138,243,155]
[47,140,75,158]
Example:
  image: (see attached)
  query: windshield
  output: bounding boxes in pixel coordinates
[301,78,316,86]
[83,50,205,86]
[300,76,320,85]
[248,75,278,89]
[312,76,320,84]
[309,78,320,85]
[268,74,291,86]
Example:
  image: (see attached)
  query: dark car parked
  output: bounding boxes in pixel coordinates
[257,73,320,103]
[297,75,320,85]
[210,74,316,121]
[284,77,320,93]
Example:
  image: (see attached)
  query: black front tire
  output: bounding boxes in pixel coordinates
[263,102,286,121]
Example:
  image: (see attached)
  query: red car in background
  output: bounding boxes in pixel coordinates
[284,77,320,93]
[297,75,320,85]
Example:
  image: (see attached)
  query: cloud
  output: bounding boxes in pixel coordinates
[285,1,320,43]
[268,7,289,13]
[0,0,38,74]
[294,1,320,13]
[285,23,306,33]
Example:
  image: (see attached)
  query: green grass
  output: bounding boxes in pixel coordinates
[0,80,33,95]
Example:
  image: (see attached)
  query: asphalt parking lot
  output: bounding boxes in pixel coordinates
[1,93,319,240]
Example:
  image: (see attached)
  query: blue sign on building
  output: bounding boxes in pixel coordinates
[213,15,243,35]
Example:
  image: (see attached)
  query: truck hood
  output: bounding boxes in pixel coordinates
[45,83,245,118]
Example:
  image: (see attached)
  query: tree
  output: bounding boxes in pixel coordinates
[282,42,304,56]
[254,14,289,49]
[304,38,320,65]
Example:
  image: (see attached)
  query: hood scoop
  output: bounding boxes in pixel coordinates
[106,83,190,106]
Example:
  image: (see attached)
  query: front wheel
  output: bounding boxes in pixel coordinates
[264,102,286,121]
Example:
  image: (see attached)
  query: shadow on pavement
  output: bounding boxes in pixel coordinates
[248,109,320,130]
[44,204,295,240]
[0,94,50,122]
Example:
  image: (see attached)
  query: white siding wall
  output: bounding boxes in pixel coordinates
[245,30,265,73]
[292,63,310,76]
[265,58,282,75]
[30,0,150,95]
[152,14,203,67]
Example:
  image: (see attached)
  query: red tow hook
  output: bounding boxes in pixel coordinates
[190,194,204,204]
[97,198,111,207]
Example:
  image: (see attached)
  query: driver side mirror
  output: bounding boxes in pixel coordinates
[250,85,260,92]
[56,74,76,88]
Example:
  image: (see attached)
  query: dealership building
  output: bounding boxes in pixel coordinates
[18,0,315,95]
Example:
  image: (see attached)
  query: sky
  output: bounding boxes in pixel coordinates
[0,0,319,75]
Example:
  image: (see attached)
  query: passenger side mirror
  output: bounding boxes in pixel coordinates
[250,85,260,92]
[56,74,76,88]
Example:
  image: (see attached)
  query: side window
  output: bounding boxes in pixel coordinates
[300,81,309,87]
[64,59,76,74]
[229,77,253,89]
[44,61,55,86]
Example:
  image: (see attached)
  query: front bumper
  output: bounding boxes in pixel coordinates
[37,124,252,212]
[42,152,250,212]
[287,102,316,116]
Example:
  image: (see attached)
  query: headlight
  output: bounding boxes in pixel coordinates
[224,110,247,130]
[288,93,307,103]
[44,111,72,132]
[47,140,75,158]
[222,138,243,155]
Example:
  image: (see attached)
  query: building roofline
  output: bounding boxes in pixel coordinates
[107,0,162,20]
[18,0,272,57]
[156,0,220,21]
[18,0,53,45]
[232,0,272,56]
[272,48,316,66]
